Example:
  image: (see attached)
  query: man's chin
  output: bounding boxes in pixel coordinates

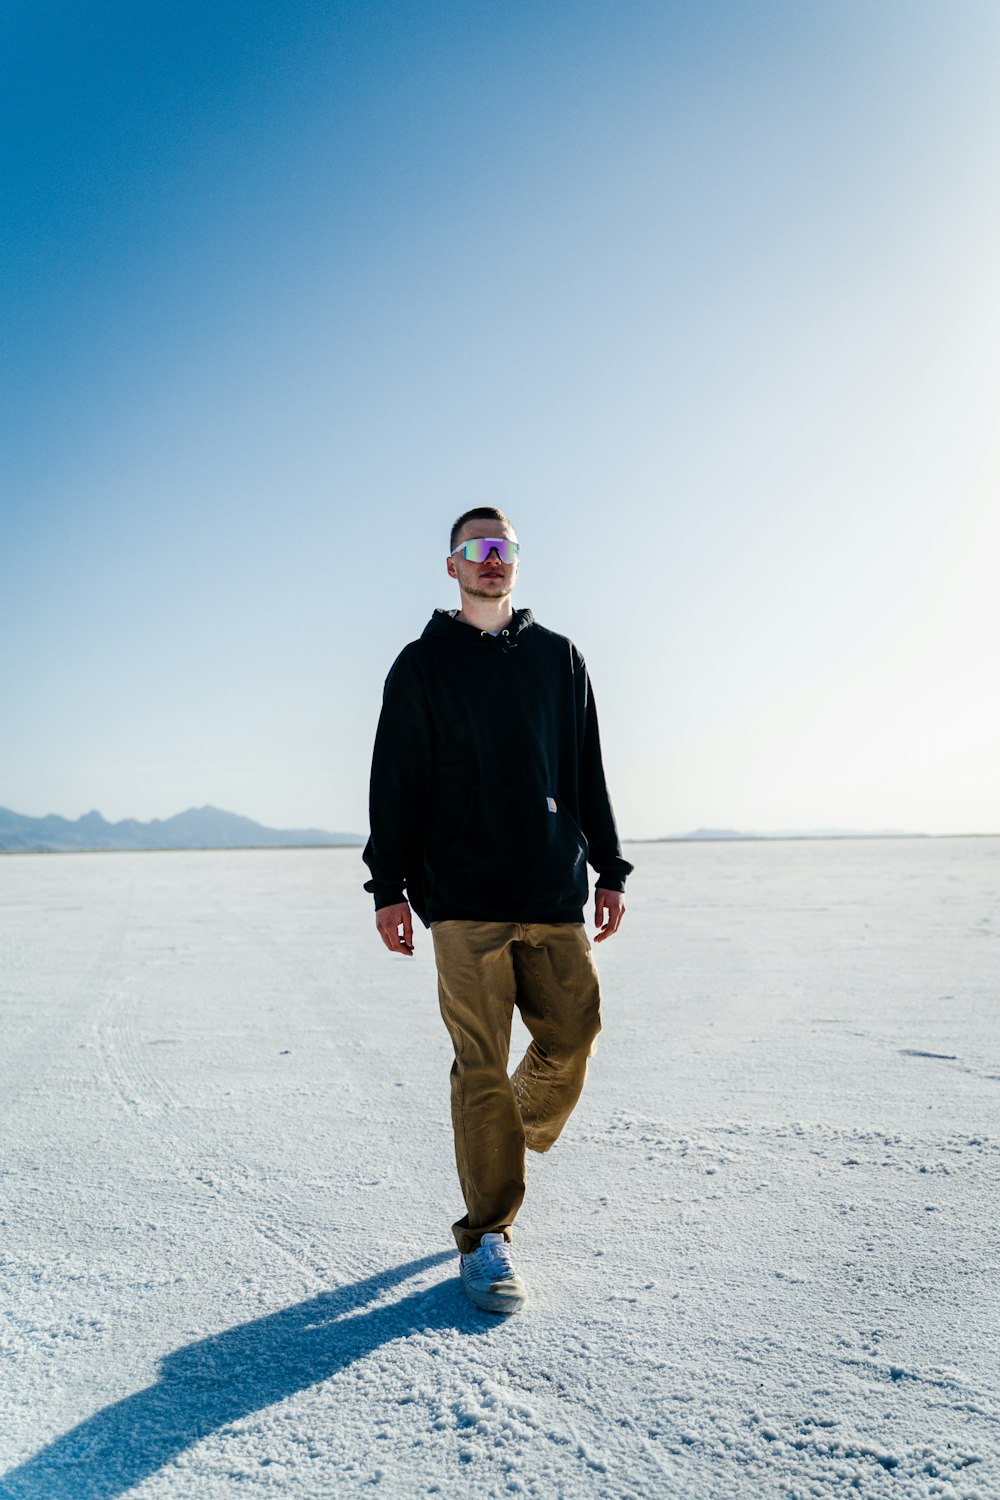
[464,584,513,601]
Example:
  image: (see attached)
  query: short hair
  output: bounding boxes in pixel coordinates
[450,506,513,553]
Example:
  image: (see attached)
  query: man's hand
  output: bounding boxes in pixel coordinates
[593,887,625,943]
[375,901,414,956]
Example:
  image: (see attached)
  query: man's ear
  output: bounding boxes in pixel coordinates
[446,557,458,579]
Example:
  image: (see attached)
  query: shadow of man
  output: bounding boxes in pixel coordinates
[1,1250,490,1498]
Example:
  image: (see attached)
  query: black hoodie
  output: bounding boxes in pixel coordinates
[363,608,633,925]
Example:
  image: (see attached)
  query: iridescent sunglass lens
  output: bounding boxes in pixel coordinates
[462,538,519,563]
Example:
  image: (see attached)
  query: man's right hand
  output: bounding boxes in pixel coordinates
[375,901,414,956]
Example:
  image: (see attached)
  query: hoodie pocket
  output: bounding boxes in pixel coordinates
[428,783,588,908]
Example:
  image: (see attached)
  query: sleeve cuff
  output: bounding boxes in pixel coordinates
[594,854,634,891]
[364,878,406,909]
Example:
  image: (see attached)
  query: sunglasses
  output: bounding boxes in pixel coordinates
[449,537,520,563]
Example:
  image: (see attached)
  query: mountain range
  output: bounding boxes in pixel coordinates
[662,827,923,841]
[0,805,365,853]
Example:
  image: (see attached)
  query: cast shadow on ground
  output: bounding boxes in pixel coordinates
[0,1250,491,1499]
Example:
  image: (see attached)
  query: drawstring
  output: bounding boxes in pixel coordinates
[480,628,516,652]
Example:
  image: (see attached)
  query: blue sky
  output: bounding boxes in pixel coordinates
[3,0,998,838]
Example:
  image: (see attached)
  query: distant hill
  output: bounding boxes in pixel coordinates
[656,827,924,842]
[0,805,365,853]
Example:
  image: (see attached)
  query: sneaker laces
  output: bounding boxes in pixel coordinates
[476,1234,515,1280]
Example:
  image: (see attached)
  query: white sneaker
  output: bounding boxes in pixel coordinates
[459,1232,527,1314]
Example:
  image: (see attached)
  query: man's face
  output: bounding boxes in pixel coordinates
[446,520,519,602]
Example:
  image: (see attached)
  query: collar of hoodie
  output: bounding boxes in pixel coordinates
[423,607,535,651]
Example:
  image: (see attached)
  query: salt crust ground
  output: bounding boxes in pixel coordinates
[0,837,997,1499]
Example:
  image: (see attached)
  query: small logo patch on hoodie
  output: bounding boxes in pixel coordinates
[546,797,557,813]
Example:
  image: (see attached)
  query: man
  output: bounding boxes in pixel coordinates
[363,507,632,1314]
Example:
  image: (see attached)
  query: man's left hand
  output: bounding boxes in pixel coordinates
[594,887,625,942]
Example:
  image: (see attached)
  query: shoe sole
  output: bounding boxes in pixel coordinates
[460,1278,527,1315]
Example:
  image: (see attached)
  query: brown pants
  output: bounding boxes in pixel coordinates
[431,919,602,1254]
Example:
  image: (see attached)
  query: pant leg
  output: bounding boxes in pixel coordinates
[510,922,602,1153]
[431,920,525,1254]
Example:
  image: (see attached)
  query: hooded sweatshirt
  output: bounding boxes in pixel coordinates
[363,608,633,925]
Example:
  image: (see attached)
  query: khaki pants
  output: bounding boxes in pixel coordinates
[430,919,602,1254]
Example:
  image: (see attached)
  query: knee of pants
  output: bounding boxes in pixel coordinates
[452,1053,516,1093]
[581,1009,602,1054]
[547,1004,602,1058]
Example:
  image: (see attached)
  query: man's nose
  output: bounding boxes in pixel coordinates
[484,545,503,562]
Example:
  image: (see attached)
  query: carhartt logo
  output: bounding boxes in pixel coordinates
[546,797,557,813]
